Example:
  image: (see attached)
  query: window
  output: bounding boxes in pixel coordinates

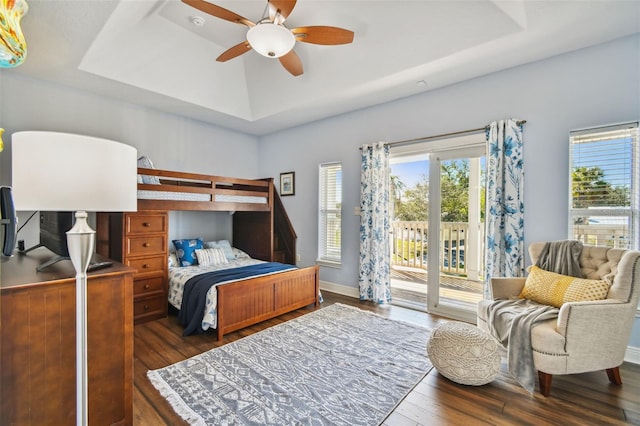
[569,122,639,249]
[318,162,342,264]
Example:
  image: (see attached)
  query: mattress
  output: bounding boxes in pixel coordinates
[137,190,267,204]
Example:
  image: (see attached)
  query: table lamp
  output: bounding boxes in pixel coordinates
[11,131,137,426]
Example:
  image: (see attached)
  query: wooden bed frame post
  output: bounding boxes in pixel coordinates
[216,288,225,341]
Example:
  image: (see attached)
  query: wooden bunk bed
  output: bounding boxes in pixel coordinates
[97,167,319,340]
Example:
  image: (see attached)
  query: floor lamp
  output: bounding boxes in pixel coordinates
[11,131,137,426]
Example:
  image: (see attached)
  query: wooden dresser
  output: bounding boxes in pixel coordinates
[97,210,168,324]
[0,248,134,425]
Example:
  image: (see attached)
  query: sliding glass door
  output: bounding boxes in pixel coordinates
[389,135,485,321]
[427,147,485,321]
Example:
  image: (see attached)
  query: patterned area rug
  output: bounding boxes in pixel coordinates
[148,303,432,425]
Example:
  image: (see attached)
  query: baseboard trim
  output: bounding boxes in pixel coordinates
[625,346,640,365]
[319,280,640,365]
[320,281,359,298]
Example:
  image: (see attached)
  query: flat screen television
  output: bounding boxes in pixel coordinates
[40,211,74,258]
[0,186,17,257]
[21,211,75,271]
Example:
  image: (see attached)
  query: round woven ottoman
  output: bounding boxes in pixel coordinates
[426,321,501,386]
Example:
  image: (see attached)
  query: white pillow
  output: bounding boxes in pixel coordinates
[137,156,160,185]
[204,240,235,261]
[232,247,251,259]
[195,248,229,267]
[168,253,179,268]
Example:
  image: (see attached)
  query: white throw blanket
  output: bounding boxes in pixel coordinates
[481,299,559,393]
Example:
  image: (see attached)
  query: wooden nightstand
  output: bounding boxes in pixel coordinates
[97,210,168,324]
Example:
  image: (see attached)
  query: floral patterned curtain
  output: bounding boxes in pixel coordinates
[484,119,525,297]
[359,142,391,303]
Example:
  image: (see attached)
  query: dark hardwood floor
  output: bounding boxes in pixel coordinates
[133,291,640,425]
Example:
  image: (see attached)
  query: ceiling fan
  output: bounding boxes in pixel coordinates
[182,0,354,76]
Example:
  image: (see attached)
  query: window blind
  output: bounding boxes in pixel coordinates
[569,122,639,249]
[318,162,342,262]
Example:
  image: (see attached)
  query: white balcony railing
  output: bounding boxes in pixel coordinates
[391,221,428,270]
[572,224,630,249]
[392,221,630,277]
[391,221,482,276]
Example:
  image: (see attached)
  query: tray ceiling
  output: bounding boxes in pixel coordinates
[7,0,640,135]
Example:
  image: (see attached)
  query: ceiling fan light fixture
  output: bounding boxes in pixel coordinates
[247,22,295,58]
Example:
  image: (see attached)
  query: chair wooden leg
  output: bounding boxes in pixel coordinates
[538,371,552,397]
[606,367,622,385]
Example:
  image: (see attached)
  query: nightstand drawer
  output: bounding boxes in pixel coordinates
[125,235,166,256]
[133,295,166,318]
[96,209,169,325]
[126,214,167,235]
[134,276,165,296]
[126,255,166,276]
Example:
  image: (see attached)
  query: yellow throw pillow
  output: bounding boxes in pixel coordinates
[520,265,611,308]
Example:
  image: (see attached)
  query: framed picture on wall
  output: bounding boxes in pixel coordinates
[280,171,295,196]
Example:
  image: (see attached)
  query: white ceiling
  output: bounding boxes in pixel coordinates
[9,0,640,136]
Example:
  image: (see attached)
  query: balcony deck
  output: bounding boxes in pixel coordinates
[390,265,483,306]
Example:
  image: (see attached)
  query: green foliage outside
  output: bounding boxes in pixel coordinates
[392,160,481,223]
[572,166,629,208]
[440,161,471,222]
[394,179,429,221]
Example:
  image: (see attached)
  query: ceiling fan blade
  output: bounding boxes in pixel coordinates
[268,0,297,23]
[182,0,255,27]
[279,50,303,76]
[292,26,354,45]
[216,42,252,62]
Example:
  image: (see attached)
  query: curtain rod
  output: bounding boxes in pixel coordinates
[361,120,527,149]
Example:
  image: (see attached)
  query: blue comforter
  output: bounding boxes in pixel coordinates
[178,262,296,336]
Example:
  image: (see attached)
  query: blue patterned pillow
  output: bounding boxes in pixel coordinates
[172,238,203,266]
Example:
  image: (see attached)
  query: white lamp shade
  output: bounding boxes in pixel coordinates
[247,23,295,58]
[11,131,138,212]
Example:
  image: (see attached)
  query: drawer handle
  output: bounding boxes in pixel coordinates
[144,304,150,311]
[143,264,150,269]
[144,284,150,289]
[143,243,150,247]
[143,222,151,227]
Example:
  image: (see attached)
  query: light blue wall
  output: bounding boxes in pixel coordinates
[257,34,640,345]
[0,73,260,245]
